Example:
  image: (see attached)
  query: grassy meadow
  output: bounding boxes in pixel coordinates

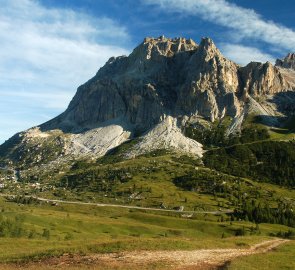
[0,195,293,264]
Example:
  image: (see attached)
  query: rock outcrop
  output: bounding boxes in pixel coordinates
[276,53,295,70]
[126,116,203,158]
[239,62,289,96]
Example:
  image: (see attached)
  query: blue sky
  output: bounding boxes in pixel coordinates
[1,0,295,143]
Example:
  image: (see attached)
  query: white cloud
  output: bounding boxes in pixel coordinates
[144,0,295,52]
[0,0,130,143]
[0,0,130,89]
[220,44,276,66]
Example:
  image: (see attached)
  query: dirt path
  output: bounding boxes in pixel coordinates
[96,238,289,269]
[3,238,289,270]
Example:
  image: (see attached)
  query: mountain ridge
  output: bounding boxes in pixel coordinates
[1,36,295,168]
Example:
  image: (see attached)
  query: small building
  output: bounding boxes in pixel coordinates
[173,206,184,212]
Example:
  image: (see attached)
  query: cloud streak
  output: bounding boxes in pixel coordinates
[0,0,130,90]
[220,44,276,66]
[0,0,130,143]
[144,0,295,52]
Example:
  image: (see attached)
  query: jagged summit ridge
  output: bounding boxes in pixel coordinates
[141,36,198,59]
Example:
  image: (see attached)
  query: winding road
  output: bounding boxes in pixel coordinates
[0,193,233,215]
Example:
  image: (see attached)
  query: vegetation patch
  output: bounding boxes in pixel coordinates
[204,141,295,187]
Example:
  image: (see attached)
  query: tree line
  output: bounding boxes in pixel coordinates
[204,141,295,187]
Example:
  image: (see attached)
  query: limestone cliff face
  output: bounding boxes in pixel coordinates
[176,38,240,121]
[239,62,293,96]
[2,36,295,166]
[50,37,294,134]
[276,53,295,70]
[46,36,199,133]
[43,37,243,133]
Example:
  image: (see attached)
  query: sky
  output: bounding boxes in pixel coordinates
[1,0,295,143]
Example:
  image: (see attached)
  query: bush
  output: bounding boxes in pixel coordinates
[235,227,246,236]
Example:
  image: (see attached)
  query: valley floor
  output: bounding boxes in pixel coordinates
[0,151,295,269]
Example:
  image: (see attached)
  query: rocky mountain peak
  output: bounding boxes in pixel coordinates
[42,36,295,134]
[275,53,295,70]
[198,37,221,59]
[2,36,295,166]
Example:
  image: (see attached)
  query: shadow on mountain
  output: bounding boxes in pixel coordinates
[253,115,286,128]
[269,91,295,114]
[251,91,295,128]
[39,114,135,135]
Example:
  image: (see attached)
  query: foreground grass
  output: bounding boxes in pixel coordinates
[228,241,295,270]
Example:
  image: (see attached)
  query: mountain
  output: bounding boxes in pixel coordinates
[276,53,295,70]
[1,36,295,169]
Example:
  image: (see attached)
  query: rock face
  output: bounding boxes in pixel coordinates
[42,36,243,132]
[44,38,295,135]
[239,62,290,96]
[2,36,295,166]
[276,53,295,70]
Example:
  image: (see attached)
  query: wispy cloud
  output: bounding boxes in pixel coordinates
[0,0,130,143]
[0,90,73,110]
[144,0,295,52]
[220,44,276,66]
